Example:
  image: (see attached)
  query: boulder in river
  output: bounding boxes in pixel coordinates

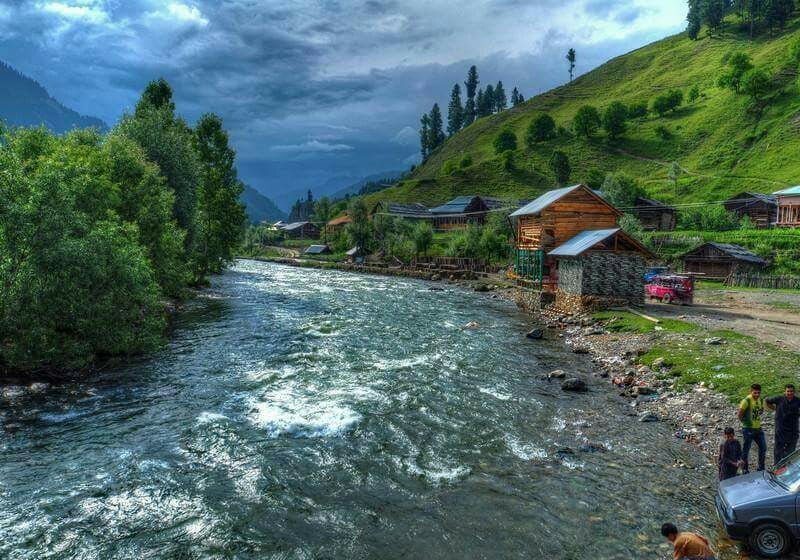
[571,346,590,355]
[704,337,724,345]
[578,442,607,453]
[526,328,544,340]
[638,411,660,423]
[561,378,588,392]
[548,369,567,379]
[464,321,480,329]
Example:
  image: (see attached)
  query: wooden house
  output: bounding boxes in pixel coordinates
[680,243,767,279]
[370,202,432,222]
[774,186,800,228]
[282,221,320,239]
[548,228,655,306]
[631,197,676,231]
[723,192,777,229]
[325,214,351,236]
[429,196,488,229]
[509,184,622,284]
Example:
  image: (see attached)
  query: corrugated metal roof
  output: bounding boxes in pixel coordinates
[429,196,481,214]
[283,221,311,231]
[509,185,583,217]
[548,228,621,257]
[774,186,800,196]
[327,215,351,226]
[686,243,768,265]
[304,245,330,254]
[636,197,676,210]
[727,192,778,204]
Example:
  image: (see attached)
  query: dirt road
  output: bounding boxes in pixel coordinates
[647,287,800,351]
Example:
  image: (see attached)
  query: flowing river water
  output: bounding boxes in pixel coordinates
[1,260,732,559]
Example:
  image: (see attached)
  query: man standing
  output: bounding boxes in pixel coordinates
[661,523,716,560]
[738,383,766,473]
[766,384,800,464]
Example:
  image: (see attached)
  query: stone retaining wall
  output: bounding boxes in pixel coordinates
[556,252,645,306]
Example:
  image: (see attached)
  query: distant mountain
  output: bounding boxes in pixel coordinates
[330,170,405,200]
[0,60,106,133]
[241,185,286,224]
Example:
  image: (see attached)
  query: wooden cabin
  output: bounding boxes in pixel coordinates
[429,196,491,230]
[548,228,655,307]
[680,243,767,279]
[723,192,777,229]
[774,186,800,228]
[282,221,320,239]
[510,184,622,284]
[325,214,351,236]
[631,197,676,231]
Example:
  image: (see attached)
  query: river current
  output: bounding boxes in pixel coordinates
[1,260,724,559]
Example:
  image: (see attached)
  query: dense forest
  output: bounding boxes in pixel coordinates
[0,79,246,376]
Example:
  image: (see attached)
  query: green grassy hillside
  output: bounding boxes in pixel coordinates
[370,21,800,207]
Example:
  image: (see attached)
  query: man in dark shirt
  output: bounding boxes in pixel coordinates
[766,384,800,464]
[719,427,743,480]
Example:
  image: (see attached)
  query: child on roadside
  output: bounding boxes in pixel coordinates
[718,427,743,481]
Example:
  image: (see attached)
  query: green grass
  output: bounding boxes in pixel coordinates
[371,18,800,210]
[697,280,800,294]
[593,311,700,334]
[766,300,800,311]
[640,329,800,402]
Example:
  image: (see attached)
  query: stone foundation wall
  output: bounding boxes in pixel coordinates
[512,288,555,313]
[557,253,645,306]
[551,291,631,313]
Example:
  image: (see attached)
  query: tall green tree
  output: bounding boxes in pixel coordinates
[566,48,576,82]
[718,51,753,93]
[419,113,430,160]
[493,128,518,154]
[572,105,601,137]
[668,161,682,194]
[428,104,445,151]
[345,198,373,252]
[602,172,645,208]
[549,150,571,186]
[482,85,495,116]
[687,0,702,39]
[703,0,727,32]
[494,81,507,112]
[464,65,479,126]
[447,83,464,136]
[511,87,524,107]
[412,221,434,257]
[525,113,556,146]
[741,68,771,103]
[193,113,246,276]
[602,101,628,140]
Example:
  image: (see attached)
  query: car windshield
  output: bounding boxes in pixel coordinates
[772,451,800,491]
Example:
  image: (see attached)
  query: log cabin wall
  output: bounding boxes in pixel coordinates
[776,196,800,227]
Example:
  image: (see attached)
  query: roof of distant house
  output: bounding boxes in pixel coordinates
[548,228,653,258]
[774,186,800,196]
[429,195,485,214]
[304,244,331,254]
[375,202,432,218]
[682,242,767,265]
[635,197,676,210]
[282,221,314,231]
[327,214,351,226]
[726,191,778,205]
[510,184,621,217]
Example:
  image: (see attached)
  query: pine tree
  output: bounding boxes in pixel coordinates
[511,87,521,107]
[517,92,525,104]
[476,89,485,119]
[687,0,702,40]
[463,65,479,126]
[703,0,726,33]
[428,104,445,151]
[447,84,464,136]
[494,81,507,112]
[566,48,576,82]
[484,85,495,116]
[419,114,430,160]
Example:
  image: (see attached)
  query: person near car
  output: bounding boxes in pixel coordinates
[718,427,743,480]
[766,383,800,464]
[660,523,716,560]
[738,383,766,473]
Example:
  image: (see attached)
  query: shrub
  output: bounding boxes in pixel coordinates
[557,125,571,138]
[627,101,649,119]
[718,51,753,93]
[651,89,683,116]
[441,159,459,176]
[573,105,601,137]
[688,85,701,103]
[678,205,741,231]
[619,213,644,237]
[602,101,628,140]
[741,68,771,103]
[493,128,518,154]
[602,172,645,208]
[500,149,515,170]
[549,150,571,186]
[655,124,672,140]
[525,113,556,147]
[446,226,482,258]
[459,154,473,168]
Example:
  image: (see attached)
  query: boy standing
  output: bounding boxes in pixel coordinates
[738,383,766,473]
[718,427,742,480]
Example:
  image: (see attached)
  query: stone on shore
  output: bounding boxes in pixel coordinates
[561,378,588,392]
[526,328,544,340]
[638,411,660,423]
[548,369,567,379]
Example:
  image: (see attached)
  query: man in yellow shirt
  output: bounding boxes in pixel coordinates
[661,523,716,560]
[738,383,767,473]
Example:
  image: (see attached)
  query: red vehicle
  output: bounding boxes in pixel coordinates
[646,274,694,305]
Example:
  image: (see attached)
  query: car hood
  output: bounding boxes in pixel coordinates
[720,471,787,508]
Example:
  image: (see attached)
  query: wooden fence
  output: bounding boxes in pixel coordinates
[726,273,800,290]
[410,256,495,273]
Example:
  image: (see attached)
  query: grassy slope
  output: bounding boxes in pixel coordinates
[369,20,800,208]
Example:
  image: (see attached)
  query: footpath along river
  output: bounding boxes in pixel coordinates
[1,260,731,559]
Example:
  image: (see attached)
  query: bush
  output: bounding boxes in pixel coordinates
[678,205,741,231]
[493,128,518,154]
[549,150,571,186]
[500,149,515,170]
[655,124,672,140]
[741,68,771,103]
[557,125,571,138]
[446,226,482,259]
[459,154,473,168]
[602,101,628,140]
[651,89,683,116]
[573,105,601,137]
[602,172,644,208]
[525,113,556,147]
[718,51,753,94]
[619,213,645,238]
[441,159,459,176]
[688,85,701,103]
[627,101,649,119]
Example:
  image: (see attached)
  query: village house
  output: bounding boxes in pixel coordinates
[304,244,331,256]
[429,196,491,230]
[549,228,655,306]
[325,214,351,236]
[631,197,676,231]
[774,186,800,228]
[680,242,767,279]
[281,221,320,239]
[370,202,433,222]
[723,192,778,229]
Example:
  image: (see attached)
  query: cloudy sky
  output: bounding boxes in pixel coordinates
[0,0,686,208]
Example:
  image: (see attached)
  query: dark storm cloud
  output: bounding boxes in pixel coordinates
[0,0,683,204]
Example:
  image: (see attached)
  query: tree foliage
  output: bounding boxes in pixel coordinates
[602,101,628,140]
[572,105,601,137]
[651,90,684,116]
[447,84,464,136]
[566,48,576,81]
[525,113,556,147]
[493,128,518,154]
[549,150,571,186]
[602,172,645,209]
[718,52,753,93]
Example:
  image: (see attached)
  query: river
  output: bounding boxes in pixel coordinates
[0,260,726,559]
